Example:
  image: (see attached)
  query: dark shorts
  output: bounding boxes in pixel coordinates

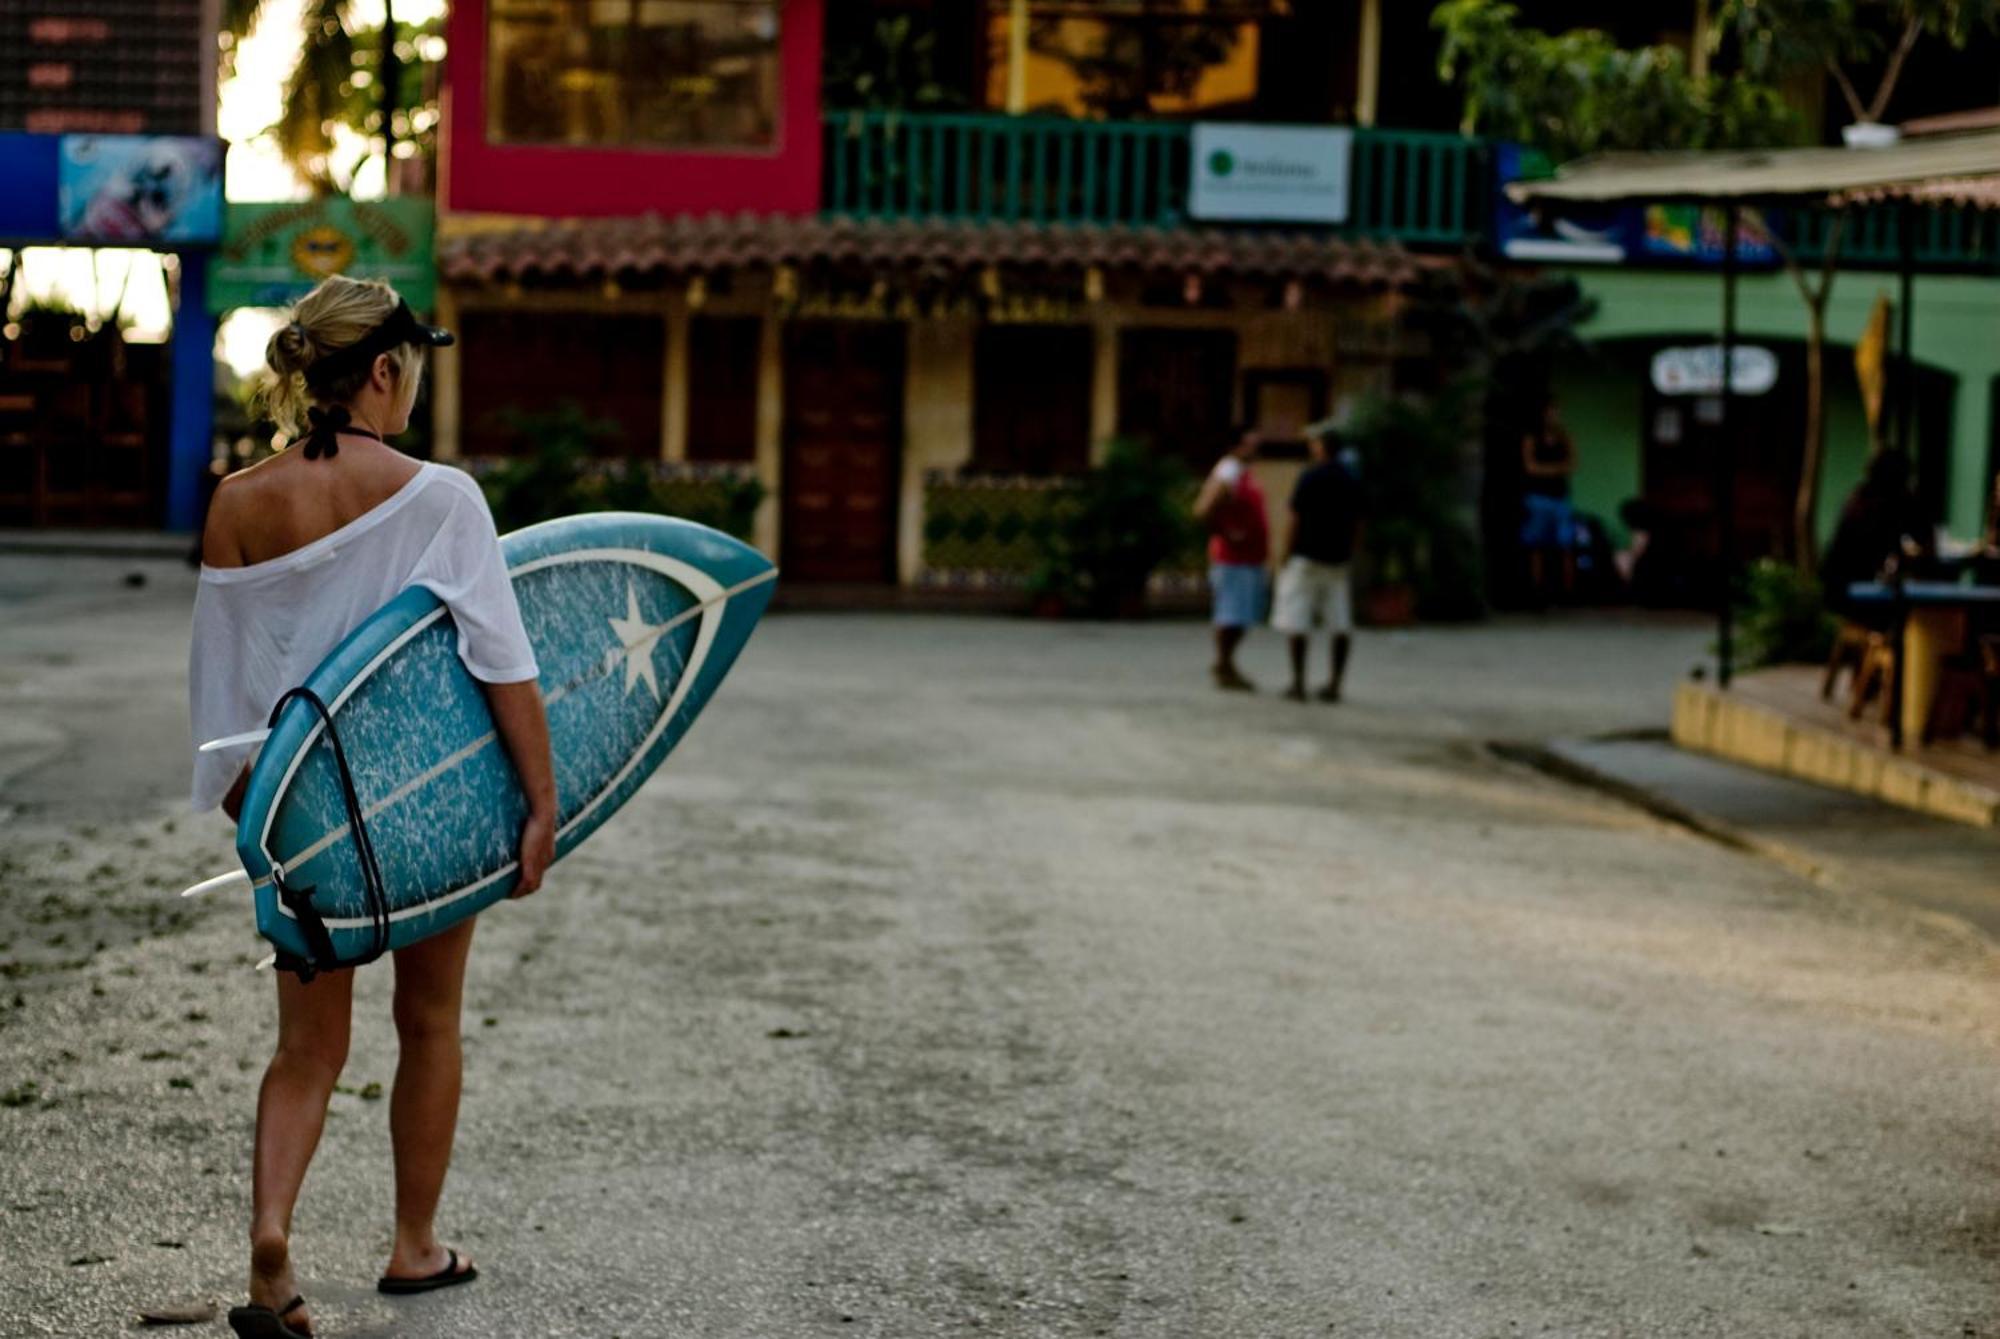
[1520,494,1576,550]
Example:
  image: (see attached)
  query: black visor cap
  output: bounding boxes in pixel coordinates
[370,299,453,349]
[305,300,454,390]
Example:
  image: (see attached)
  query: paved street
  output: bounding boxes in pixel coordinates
[3,555,2000,1337]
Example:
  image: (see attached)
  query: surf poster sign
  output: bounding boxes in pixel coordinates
[209,197,436,314]
[1493,143,1782,269]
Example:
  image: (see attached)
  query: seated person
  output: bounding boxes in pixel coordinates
[1972,472,2000,588]
[1820,451,1925,629]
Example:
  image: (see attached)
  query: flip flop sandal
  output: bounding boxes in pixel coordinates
[227,1295,314,1338]
[377,1248,479,1295]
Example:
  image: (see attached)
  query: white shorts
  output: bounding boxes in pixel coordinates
[1271,556,1353,635]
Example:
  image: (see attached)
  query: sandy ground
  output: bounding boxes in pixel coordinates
[2,556,1998,1338]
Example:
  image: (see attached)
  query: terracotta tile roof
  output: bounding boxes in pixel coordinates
[1833,174,2000,210]
[438,214,1426,290]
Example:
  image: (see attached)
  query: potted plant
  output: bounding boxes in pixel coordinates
[1029,438,1195,618]
[1024,553,1077,619]
[479,401,623,530]
[12,298,89,369]
[1345,384,1480,627]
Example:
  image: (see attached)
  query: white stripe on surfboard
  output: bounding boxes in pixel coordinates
[254,560,772,931]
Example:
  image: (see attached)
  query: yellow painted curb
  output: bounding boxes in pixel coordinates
[1672,681,2000,828]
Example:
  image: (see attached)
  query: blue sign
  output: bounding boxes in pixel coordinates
[1494,142,1781,269]
[0,134,61,240]
[58,134,224,245]
[1636,202,1781,268]
[1494,143,1633,263]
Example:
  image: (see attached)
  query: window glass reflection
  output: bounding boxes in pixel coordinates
[488,0,781,149]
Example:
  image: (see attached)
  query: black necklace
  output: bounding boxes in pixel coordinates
[301,405,384,460]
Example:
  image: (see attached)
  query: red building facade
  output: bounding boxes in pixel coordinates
[442,0,824,218]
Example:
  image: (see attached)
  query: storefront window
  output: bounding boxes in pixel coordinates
[985,1,1276,120]
[487,0,781,150]
[974,325,1093,474]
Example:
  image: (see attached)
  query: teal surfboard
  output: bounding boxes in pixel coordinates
[234,512,776,968]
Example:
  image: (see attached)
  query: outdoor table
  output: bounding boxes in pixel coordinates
[1845,579,2000,747]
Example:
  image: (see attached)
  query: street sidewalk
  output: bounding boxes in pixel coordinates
[0,528,190,560]
[1503,735,2000,943]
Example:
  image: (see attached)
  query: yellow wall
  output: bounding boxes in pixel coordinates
[900,315,976,584]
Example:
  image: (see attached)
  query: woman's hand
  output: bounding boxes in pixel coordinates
[481,678,558,900]
[513,806,555,898]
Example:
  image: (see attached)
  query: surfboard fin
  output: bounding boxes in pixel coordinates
[199,728,272,754]
[180,870,253,899]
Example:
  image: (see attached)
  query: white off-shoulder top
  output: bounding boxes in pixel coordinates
[187,462,538,813]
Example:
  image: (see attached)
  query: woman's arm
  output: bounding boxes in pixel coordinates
[222,769,249,823]
[1193,472,1225,521]
[482,680,556,898]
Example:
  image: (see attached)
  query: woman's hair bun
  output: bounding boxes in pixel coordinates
[256,275,403,437]
[267,320,318,377]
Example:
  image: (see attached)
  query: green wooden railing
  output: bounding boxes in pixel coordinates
[820,111,1999,272]
[821,110,1489,246]
[1794,205,2000,271]
[1347,128,1488,245]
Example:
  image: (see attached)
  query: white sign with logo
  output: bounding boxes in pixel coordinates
[1189,123,1354,224]
[1650,344,1779,397]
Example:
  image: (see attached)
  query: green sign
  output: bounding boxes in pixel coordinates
[209,197,435,314]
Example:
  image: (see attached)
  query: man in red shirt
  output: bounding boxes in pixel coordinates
[1193,426,1269,691]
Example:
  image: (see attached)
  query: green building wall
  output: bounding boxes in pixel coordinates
[1552,267,1998,546]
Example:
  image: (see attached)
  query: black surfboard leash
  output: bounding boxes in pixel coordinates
[264,687,393,982]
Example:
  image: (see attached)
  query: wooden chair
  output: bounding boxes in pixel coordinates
[1982,635,2000,750]
[1822,619,1874,699]
[1921,634,2000,749]
[1847,633,1898,725]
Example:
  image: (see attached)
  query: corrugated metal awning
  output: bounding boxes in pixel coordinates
[1507,128,2000,205]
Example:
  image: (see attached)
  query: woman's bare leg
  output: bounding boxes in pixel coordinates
[249,967,355,1330]
[383,917,478,1281]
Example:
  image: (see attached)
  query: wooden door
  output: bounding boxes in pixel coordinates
[1642,350,1800,572]
[782,321,906,583]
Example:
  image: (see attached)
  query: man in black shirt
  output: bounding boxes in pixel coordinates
[1272,423,1365,702]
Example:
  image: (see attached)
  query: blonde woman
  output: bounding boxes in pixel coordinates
[190,277,556,1339]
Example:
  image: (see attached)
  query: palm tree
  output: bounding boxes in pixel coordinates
[223,0,396,191]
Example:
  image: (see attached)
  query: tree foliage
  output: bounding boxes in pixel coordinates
[1024,18,1243,119]
[1717,0,2000,123]
[223,0,441,191]
[824,15,960,111]
[1434,0,1800,158]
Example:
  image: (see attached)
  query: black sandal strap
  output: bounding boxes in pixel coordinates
[280,1296,307,1317]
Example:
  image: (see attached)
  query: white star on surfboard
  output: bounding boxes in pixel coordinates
[606,581,668,699]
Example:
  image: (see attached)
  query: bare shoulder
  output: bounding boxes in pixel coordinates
[201,454,295,567]
[201,469,255,569]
